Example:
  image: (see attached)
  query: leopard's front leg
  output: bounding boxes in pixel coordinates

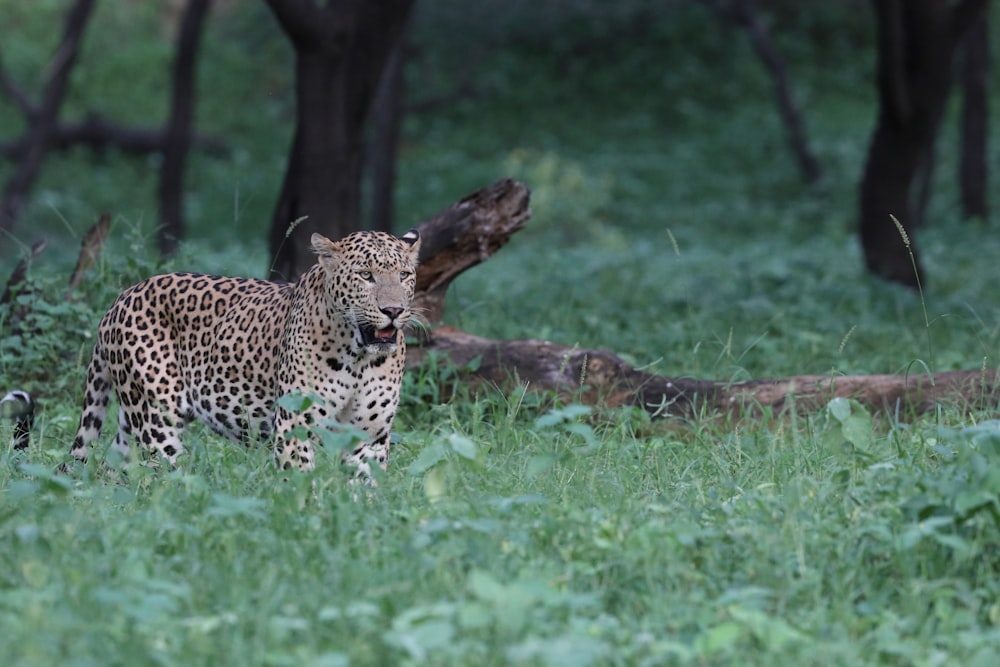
[343,427,392,484]
[341,366,402,484]
[272,404,317,472]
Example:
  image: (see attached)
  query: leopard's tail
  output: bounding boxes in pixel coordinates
[70,340,111,463]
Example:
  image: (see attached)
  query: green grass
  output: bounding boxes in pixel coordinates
[5,399,1000,665]
[4,2,1000,665]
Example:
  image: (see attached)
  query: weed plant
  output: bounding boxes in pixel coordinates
[3,1,1000,665]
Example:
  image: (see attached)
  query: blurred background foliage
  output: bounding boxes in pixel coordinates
[1,0,882,261]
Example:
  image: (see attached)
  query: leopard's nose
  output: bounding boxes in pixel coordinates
[381,306,404,321]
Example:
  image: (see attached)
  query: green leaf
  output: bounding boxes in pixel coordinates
[423,466,447,504]
[276,392,314,413]
[534,404,592,428]
[310,652,350,667]
[954,489,997,518]
[446,433,479,460]
[928,531,972,556]
[564,421,597,446]
[826,397,851,423]
[316,425,366,452]
[506,636,610,667]
[467,569,505,601]
[17,465,72,494]
[408,443,447,475]
[696,621,743,654]
[206,493,267,521]
[525,453,557,478]
[289,425,310,441]
[841,410,873,450]
[456,601,492,630]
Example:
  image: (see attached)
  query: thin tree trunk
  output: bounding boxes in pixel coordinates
[158,0,212,256]
[701,0,821,184]
[959,5,989,221]
[0,0,96,232]
[730,0,821,184]
[368,17,409,233]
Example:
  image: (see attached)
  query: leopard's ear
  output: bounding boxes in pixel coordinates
[311,233,338,258]
[399,228,421,263]
[312,233,342,274]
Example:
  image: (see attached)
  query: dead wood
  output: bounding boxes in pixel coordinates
[408,326,998,418]
[407,179,998,419]
[67,213,111,296]
[412,177,531,324]
[1,239,48,306]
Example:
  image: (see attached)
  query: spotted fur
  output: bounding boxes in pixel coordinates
[70,229,421,477]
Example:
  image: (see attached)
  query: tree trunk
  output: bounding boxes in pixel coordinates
[859,0,987,286]
[368,17,409,233]
[265,0,415,281]
[959,5,989,221]
[158,0,212,256]
[0,0,96,232]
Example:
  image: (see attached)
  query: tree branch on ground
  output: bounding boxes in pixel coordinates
[20,181,994,423]
[407,179,998,419]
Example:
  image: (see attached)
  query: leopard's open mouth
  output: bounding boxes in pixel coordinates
[359,324,398,347]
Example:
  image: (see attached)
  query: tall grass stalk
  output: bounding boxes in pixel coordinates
[891,214,934,374]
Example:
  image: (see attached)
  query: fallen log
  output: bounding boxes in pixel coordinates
[409,179,999,418]
[409,326,998,417]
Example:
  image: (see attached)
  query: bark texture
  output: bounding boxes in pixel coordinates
[265,0,415,280]
[959,5,989,221]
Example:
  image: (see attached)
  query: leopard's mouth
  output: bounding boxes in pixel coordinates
[359,323,398,347]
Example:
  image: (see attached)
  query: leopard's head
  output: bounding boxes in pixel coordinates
[312,229,421,354]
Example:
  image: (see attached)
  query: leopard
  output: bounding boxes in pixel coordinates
[69,228,421,478]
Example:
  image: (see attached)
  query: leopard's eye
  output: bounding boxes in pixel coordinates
[358,270,374,282]
[400,271,412,281]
